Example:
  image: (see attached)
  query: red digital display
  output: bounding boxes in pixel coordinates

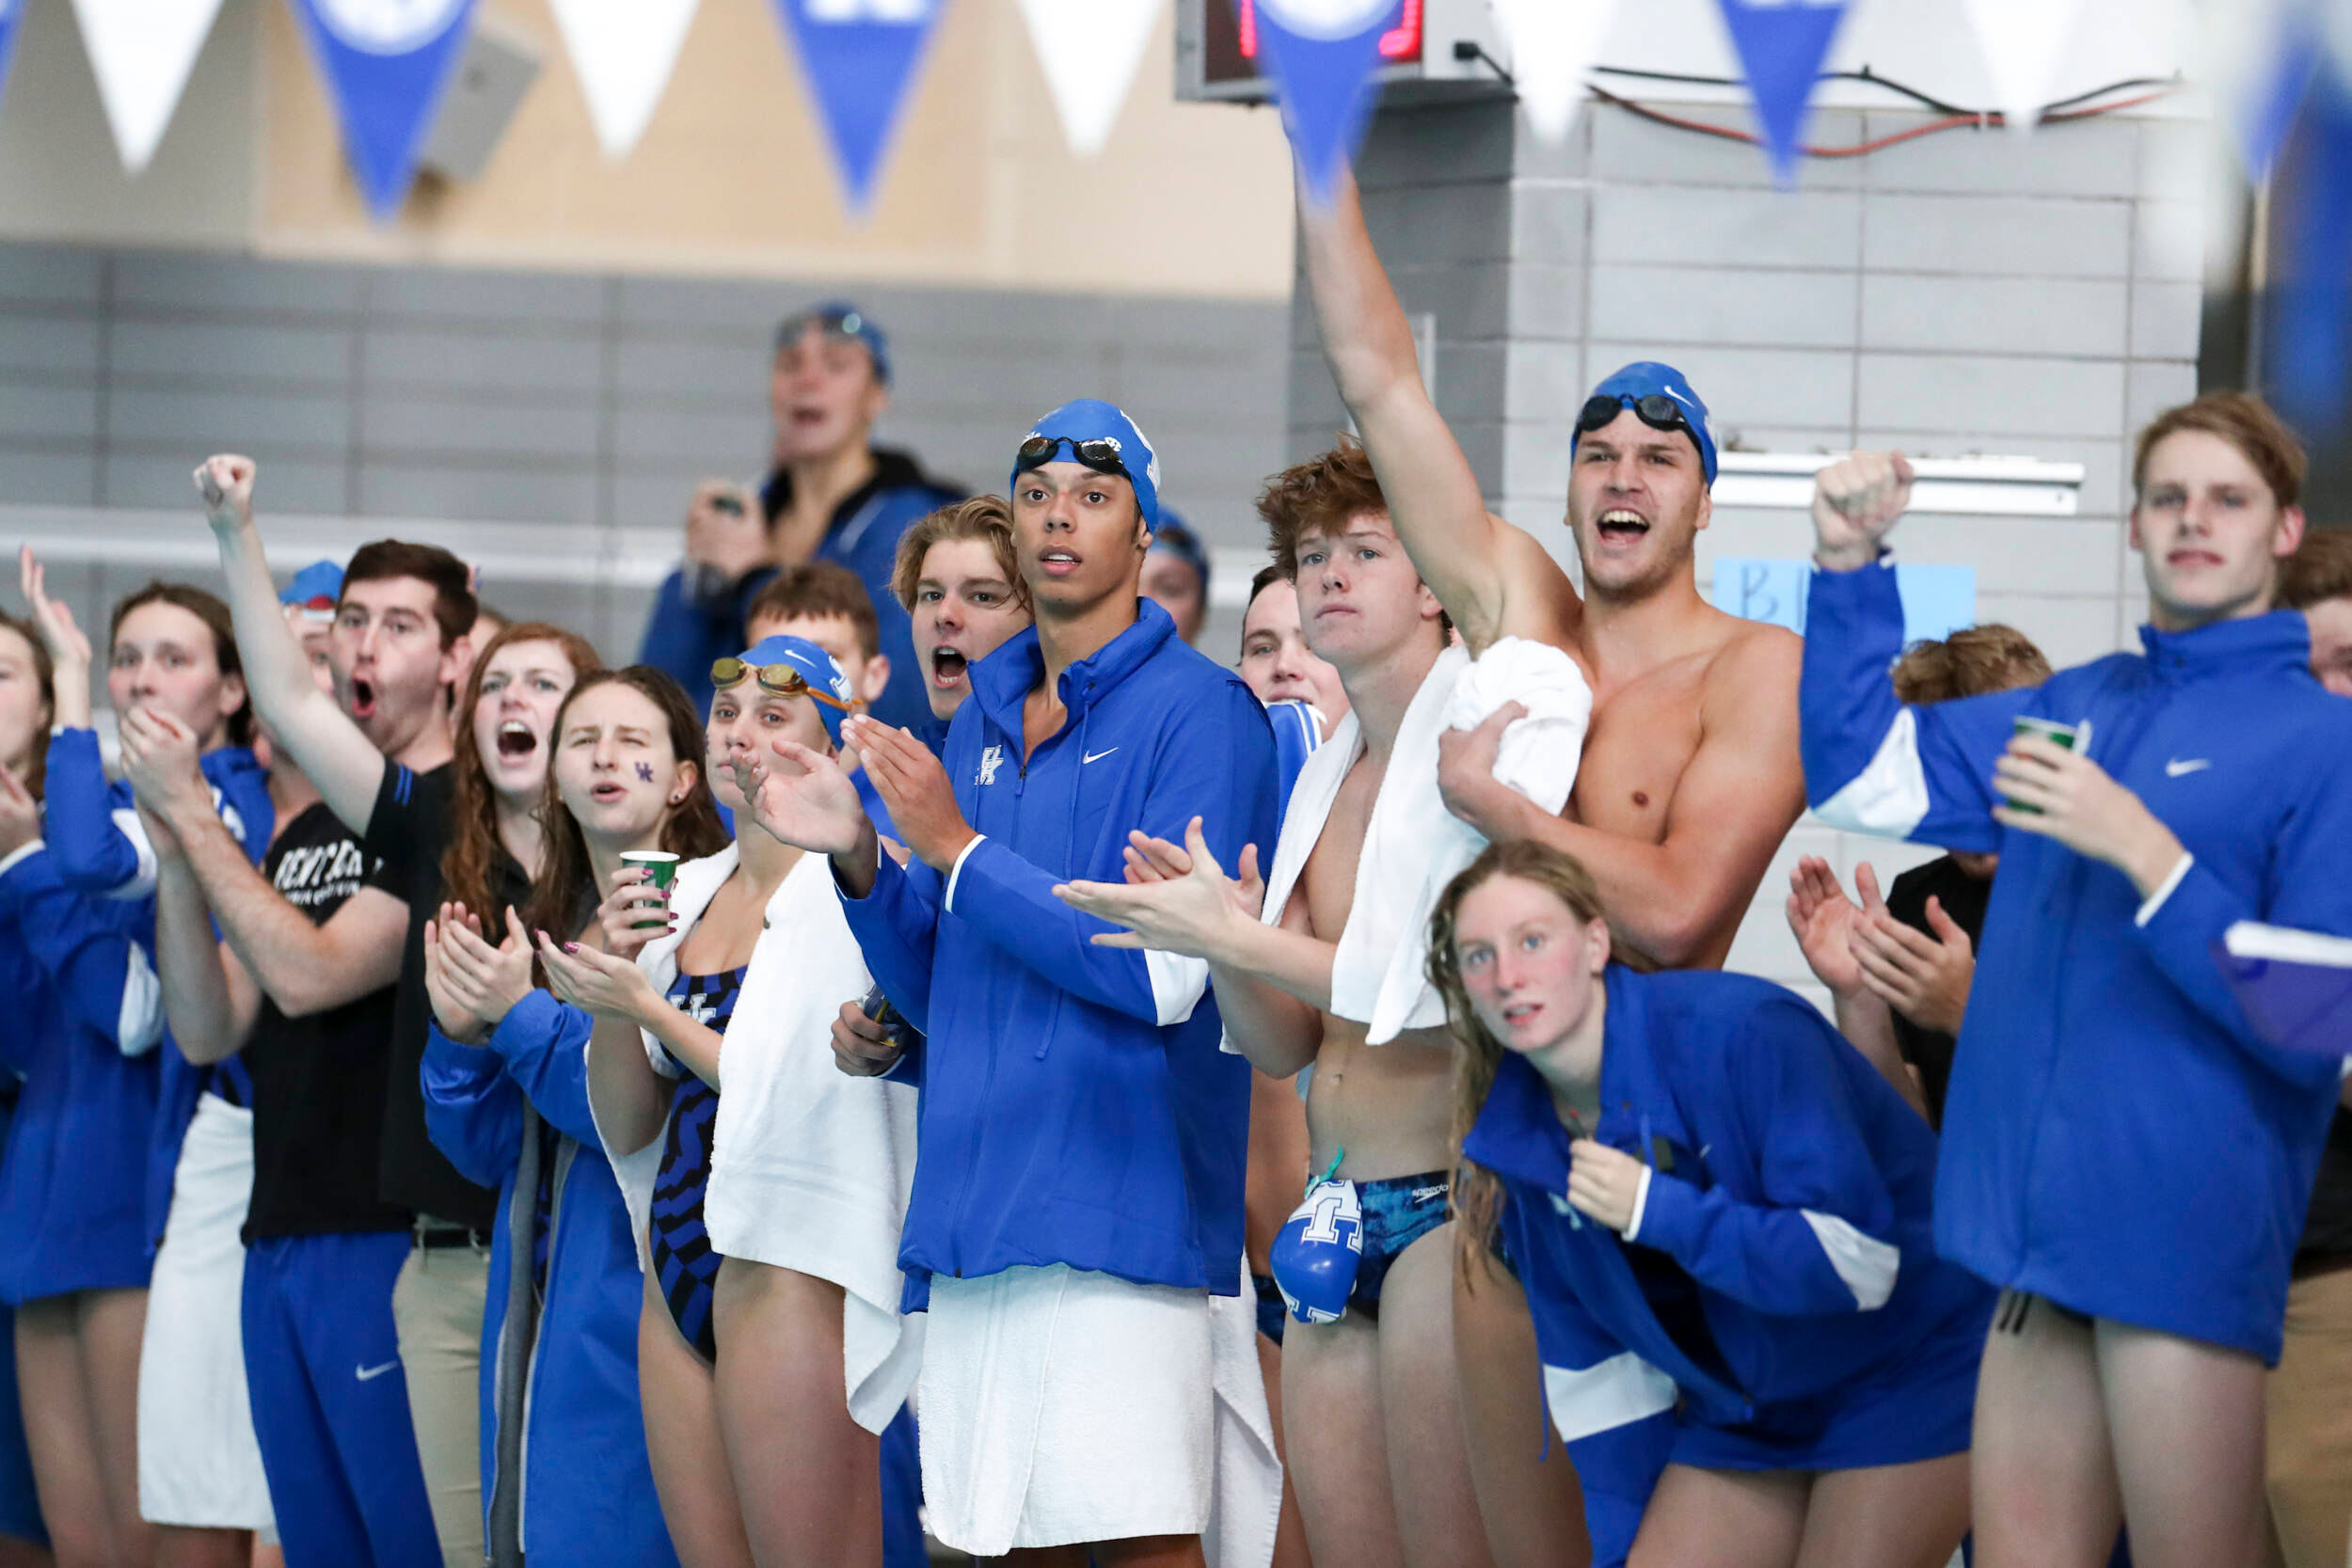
[1216,0,1424,77]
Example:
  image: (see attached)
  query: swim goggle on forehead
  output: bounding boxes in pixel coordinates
[1576,392,1701,448]
[708,658,853,716]
[1015,434,1134,483]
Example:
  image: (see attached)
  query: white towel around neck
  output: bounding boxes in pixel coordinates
[1245,637,1592,1044]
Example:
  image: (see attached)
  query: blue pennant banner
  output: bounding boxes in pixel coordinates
[772,0,948,215]
[288,0,479,219]
[1714,0,1848,186]
[1251,0,1404,204]
[0,0,19,121]
[2270,67,2352,425]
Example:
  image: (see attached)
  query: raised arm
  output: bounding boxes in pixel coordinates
[1295,165,1579,654]
[150,816,261,1065]
[194,455,387,832]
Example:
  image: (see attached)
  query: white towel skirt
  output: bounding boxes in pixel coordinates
[921,1264,1215,1555]
[137,1093,275,1531]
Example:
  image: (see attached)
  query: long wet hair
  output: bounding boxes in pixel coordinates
[1425,838,1612,1290]
[0,615,56,800]
[109,580,256,748]
[438,621,604,927]
[520,666,729,945]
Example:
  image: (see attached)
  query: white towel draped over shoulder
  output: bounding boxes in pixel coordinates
[1236,638,1591,1048]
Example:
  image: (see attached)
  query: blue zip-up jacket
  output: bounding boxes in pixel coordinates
[420,993,677,1568]
[1463,966,1992,1567]
[1801,562,2352,1361]
[40,730,272,1250]
[0,841,167,1304]
[839,599,1279,1307]
[638,450,962,734]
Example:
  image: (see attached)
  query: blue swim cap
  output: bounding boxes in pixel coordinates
[1147,509,1210,598]
[280,561,344,623]
[1013,398,1163,528]
[776,301,890,385]
[1575,361,1719,483]
[1271,1180,1363,1326]
[727,635,855,746]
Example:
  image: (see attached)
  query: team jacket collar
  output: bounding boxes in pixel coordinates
[1461,968,1695,1186]
[968,597,1180,733]
[2137,608,2312,684]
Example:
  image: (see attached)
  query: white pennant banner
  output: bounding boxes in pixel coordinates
[1493,0,1621,144]
[69,0,228,172]
[547,0,701,160]
[1960,0,2090,134]
[1014,0,1161,158]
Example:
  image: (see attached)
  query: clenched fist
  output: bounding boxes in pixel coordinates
[1811,451,1915,571]
[194,454,257,531]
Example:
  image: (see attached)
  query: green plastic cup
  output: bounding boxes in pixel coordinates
[620,850,679,928]
[2006,716,2081,814]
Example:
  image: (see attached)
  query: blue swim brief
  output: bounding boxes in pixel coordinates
[1349,1171,1452,1320]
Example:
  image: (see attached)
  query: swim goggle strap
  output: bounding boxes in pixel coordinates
[1015,434,1134,484]
[708,657,854,716]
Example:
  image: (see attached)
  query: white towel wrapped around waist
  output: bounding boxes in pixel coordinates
[1237,638,1591,1046]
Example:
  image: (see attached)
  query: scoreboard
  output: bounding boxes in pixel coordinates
[1176,0,1512,105]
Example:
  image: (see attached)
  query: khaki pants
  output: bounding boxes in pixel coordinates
[393,1240,488,1568]
[2266,1265,2352,1568]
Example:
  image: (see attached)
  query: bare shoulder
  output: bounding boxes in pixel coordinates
[1696,615,1802,734]
[1487,512,1585,649]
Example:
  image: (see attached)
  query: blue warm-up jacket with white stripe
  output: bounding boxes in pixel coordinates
[421,994,677,1568]
[1801,561,2352,1361]
[1463,965,1991,1567]
[840,598,1279,1308]
[40,730,272,1251]
[0,841,166,1304]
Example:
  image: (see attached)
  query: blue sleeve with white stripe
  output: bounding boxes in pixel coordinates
[1632,999,1903,1316]
[0,847,160,1052]
[837,849,944,1038]
[946,688,1276,1028]
[1801,562,2037,852]
[1500,1193,1675,1567]
[40,731,147,897]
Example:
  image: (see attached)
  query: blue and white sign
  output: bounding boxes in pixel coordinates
[1253,0,1402,204]
[771,0,946,214]
[1713,0,1848,186]
[289,0,478,217]
[1713,558,1977,645]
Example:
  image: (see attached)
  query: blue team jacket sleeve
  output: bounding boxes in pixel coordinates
[837,849,943,1037]
[1801,562,2036,854]
[421,1023,524,1190]
[478,991,601,1147]
[1630,1000,1904,1315]
[944,690,1271,1027]
[638,566,778,716]
[40,731,148,896]
[2132,766,2352,1084]
[0,847,162,1052]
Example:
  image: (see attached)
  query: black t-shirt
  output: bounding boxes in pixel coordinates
[365,763,499,1230]
[2296,1113,2352,1263]
[1883,855,1994,1131]
[244,802,415,1242]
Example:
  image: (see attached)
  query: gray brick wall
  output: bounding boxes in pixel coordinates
[1288,97,2208,1006]
[0,243,1290,660]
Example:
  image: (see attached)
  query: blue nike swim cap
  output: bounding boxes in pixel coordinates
[1013,399,1163,528]
[728,635,855,746]
[1575,361,1719,483]
[279,561,344,623]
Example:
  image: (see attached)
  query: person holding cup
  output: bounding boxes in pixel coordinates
[543,639,924,1568]
[417,664,726,1568]
[1799,393,2352,1568]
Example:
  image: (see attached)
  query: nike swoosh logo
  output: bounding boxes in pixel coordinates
[355,1361,400,1382]
[2165,758,2212,777]
[1083,749,1119,764]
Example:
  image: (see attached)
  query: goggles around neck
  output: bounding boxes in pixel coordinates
[708,658,853,716]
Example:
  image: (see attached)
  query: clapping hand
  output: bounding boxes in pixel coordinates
[422,904,535,1044]
[535,927,660,1023]
[1056,816,1258,962]
[1785,855,1868,997]
[845,716,974,872]
[118,707,212,826]
[734,738,869,858]
[20,546,93,731]
[1851,895,1976,1037]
